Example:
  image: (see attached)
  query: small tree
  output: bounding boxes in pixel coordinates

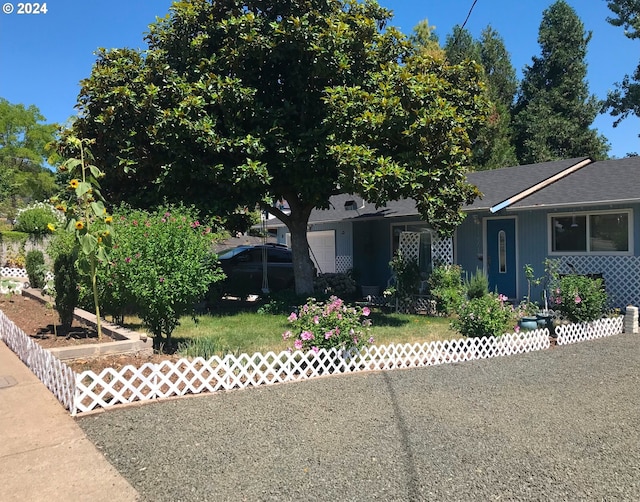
[104,205,224,350]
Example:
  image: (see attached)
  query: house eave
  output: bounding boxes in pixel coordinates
[502,198,640,212]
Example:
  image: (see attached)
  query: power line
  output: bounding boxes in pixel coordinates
[452,0,480,46]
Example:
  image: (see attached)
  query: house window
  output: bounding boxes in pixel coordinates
[550,210,632,254]
[498,230,507,273]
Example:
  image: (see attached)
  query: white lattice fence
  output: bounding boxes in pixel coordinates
[555,256,640,308]
[74,330,551,414]
[432,235,453,265]
[556,316,624,345]
[0,310,76,411]
[335,255,352,273]
[399,232,421,262]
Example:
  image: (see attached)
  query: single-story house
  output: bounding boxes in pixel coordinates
[268,156,640,308]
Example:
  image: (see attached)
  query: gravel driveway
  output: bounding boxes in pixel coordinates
[78,334,640,501]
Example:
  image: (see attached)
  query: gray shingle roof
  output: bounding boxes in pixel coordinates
[267,156,640,227]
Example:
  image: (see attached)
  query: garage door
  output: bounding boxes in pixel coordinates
[285,230,336,274]
[307,230,336,274]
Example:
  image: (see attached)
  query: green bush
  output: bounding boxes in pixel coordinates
[551,275,607,323]
[389,251,421,308]
[429,264,465,315]
[47,230,80,329]
[257,290,309,315]
[25,250,47,289]
[178,336,221,359]
[101,205,225,347]
[314,272,357,301]
[14,202,64,236]
[465,268,489,300]
[451,293,516,338]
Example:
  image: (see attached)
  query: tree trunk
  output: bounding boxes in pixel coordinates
[288,211,316,295]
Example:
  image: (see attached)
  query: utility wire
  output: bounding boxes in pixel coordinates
[452,0,480,46]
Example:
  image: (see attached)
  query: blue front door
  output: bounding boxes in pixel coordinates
[486,218,517,299]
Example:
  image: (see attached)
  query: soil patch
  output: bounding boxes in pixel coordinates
[0,293,177,373]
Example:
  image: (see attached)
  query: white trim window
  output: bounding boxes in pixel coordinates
[549,209,633,255]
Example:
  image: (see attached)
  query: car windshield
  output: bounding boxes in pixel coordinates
[218,247,251,260]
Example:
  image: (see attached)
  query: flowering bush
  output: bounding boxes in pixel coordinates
[14,202,65,236]
[96,205,225,347]
[451,293,517,338]
[283,296,373,353]
[551,274,607,323]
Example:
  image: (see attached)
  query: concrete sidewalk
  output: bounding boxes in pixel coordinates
[0,341,139,502]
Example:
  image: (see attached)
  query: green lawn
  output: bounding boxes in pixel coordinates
[142,308,459,358]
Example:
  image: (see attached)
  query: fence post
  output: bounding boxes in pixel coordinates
[624,306,638,334]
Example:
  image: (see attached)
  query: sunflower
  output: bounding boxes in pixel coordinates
[47,223,56,232]
[75,221,84,230]
[69,179,80,189]
[105,216,113,224]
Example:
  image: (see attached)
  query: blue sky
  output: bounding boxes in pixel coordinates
[0,0,638,158]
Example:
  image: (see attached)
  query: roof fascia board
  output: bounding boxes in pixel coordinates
[489,158,593,213]
[503,198,640,211]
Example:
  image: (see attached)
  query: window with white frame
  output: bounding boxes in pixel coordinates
[550,210,632,254]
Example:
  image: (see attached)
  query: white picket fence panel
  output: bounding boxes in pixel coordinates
[556,316,624,345]
[0,308,625,416]
[0,310,76,411]
[72,330,551,414]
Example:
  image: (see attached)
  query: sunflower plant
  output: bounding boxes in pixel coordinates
[50,135,113,339]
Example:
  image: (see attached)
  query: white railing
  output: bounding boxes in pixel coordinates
[73,329,551,414]
[556,316,624,345]
[0,310,76,411]
[0,309,625,416]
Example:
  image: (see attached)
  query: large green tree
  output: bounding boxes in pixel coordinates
[602,0,640,132]
[443,25,517,170]
[68,0,488,294]
[0,98,58,215]
[513,0,609,164]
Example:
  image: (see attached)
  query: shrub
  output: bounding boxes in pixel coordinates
[257,290,309,315]
[25,250,47,289]
[465,268,489,300]
[178,336,221,359]
[53,250,80,329]
[283,296,373,352]
[314,272,357,301]
[101,205,225,347]
[429,264,465,315]
[14,202,65,237]
[451,293,517,338]
[551,274,607,323]
[389,251,421,308]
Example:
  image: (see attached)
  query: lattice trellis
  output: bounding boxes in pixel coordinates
[399,231,420,262]
[556,316,624,345]
[432,235,454,265]
[335,255,352,273]
[555,256,640,308]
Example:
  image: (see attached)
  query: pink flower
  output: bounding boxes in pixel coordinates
[159,277,165,283]
[324,330,333,339]
[282,331,292,340]
[574,296,582,304]
[287,312,297,322]
[125,257,131,263]
[294,340,303,350]
[301,331,314,341]
[313,315,319,324]
[368,337,375,344]
[514,325,520,333]
[498,294,508,302]
[362,307,371,317]
[312,346,319,353]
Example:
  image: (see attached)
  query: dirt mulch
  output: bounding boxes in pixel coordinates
[0,294,178,374]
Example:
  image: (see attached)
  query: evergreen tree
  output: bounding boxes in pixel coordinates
[513,1,609,164]
[602,0,640,134]
[443,25,517,170]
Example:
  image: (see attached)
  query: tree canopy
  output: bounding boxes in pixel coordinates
[0,98,58,216]
[68,0,488,294]
[602,0,640,133]
[512,0,609,164]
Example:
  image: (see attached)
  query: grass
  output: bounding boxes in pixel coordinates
[138,307,460,358]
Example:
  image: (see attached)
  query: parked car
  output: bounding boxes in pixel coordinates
[216,244,295,297]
